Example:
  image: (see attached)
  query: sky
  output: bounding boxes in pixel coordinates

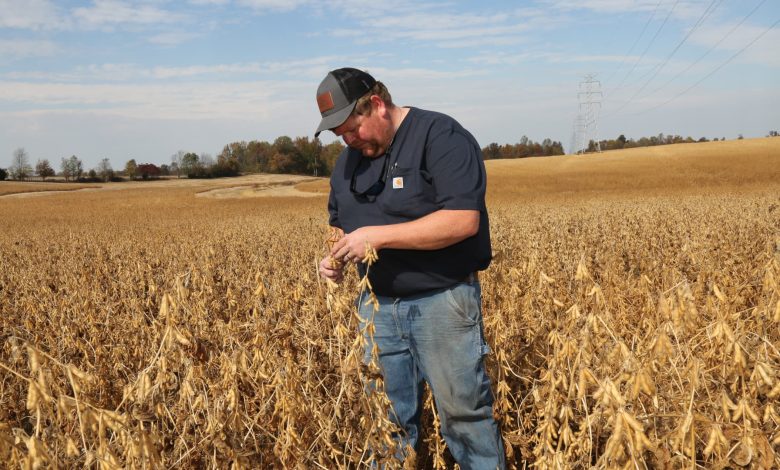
[1,0,779,170]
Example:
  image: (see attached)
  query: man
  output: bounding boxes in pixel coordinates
[315,67,504,469]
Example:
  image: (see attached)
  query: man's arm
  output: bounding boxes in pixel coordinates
[330,209,479,262]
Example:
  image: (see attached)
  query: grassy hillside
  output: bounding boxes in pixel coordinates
[486,137,779,199]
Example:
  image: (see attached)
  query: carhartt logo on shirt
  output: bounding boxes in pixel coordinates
[392,177,404,189]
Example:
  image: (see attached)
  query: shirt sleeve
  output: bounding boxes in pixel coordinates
[425,127,486,211]
[327,184,341,228]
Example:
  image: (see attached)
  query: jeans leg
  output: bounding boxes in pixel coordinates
[406,282,505,470]
[358,293,424,460]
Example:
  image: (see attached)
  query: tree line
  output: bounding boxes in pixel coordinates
[582,132,778,153]
[5,131,773,182]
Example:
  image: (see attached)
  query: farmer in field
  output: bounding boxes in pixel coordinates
[316,67,504,469]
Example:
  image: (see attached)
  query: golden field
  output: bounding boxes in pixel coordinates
[1,138,779,468]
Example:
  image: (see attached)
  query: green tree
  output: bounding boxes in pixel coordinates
[181,152,200,176]
[35,159,55,181]
[125,159,138,180]
[0,168,7,181]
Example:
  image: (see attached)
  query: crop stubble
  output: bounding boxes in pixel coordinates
[1,142,779,468]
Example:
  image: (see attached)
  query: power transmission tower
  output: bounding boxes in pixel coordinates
[571,114,586,155]
[577,74,603,153]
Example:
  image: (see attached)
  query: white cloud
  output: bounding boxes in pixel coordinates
[0,39,59,60]
[0,80,295,120]
[147,31,201,46]
[0,56,357,83]
[689,22,780,67]
[73,0,186,29]
[543,0,668,13]
[237,0,309,12]
[0,0,65,30]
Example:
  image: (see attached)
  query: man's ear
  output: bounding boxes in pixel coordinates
[370,95,386,115]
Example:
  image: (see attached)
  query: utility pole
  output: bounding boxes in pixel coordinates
[576,74,603,154]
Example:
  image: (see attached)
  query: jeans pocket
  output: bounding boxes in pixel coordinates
[444,283,479,327]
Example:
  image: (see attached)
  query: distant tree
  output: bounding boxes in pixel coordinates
[0,168,7,181]
[319,141,344,176]
[10,148,32,181]
[88,169,98,180]
[60,157,72,182]
[125,159,138,180]
[171,151,185,178]
[483,143,500,160]
[137,163,161,180]
[96,158,113,182]
[738,134,744,140]
[768,130,778,137]
[159,163,170,176]
[294,136,322,175]
[246,140,273,172]
[181,152,200,176]
[35,159,55,181]
[211,153,240,177]
[61,155,83,182]
[200,153,214,168]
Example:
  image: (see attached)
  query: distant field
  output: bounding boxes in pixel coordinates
[486,137,779,199]
[0,137,778,468]
[0,182,101,196]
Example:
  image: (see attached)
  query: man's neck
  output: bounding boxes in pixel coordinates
[390,106,410,134]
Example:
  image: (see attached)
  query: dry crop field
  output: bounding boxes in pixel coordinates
[1,138,779,469]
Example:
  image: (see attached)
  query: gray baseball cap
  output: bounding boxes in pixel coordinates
[314,68,377,137]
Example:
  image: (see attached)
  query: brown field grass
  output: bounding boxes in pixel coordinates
[0,139,778,468]
[0,182,101,197]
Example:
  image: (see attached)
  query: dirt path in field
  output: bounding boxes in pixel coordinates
[0,174,327,199]
[195,182,324,199]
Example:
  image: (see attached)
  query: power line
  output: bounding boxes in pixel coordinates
[605,0,679,100]
[602,0,664,87]
[643,0,768,100]
[629,0,721,101]
[630,16,780,116]
[607,0,716,116]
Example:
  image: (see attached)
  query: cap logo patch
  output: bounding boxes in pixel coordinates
[317,92,335,113]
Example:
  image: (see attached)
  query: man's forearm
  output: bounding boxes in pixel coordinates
[330,210,480,262]
[373,209,479,251]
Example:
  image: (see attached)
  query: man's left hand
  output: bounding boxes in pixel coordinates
[330,226,380,263]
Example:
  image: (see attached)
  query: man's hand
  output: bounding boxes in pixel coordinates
[330,226,380,263]
[319,255,345,283]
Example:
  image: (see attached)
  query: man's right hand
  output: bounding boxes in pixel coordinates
[319,255,345,284]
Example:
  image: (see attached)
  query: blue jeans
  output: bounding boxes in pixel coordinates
[357,280,505,470]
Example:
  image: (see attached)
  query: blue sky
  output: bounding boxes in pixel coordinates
[1,0,779,170]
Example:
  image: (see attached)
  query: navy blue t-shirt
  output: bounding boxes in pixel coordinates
[328,107,491,297]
